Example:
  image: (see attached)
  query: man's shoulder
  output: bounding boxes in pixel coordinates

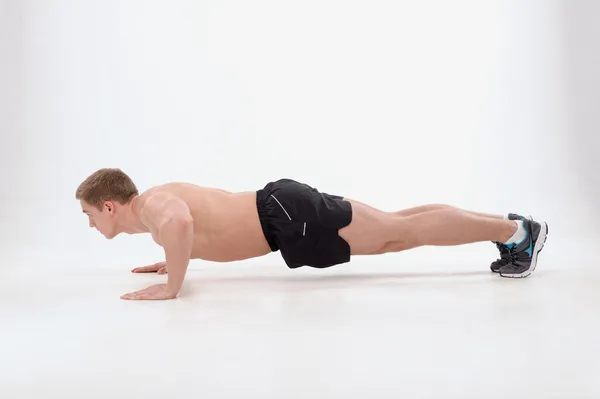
[140,188,184,208]
[138,189,193,226]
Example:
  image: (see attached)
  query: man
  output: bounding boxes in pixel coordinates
[76,168,548,300]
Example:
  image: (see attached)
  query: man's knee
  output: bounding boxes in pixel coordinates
[375,240,420,254]
[340,202,418,255]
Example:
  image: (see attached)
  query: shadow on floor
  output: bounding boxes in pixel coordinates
[183,269,499,293]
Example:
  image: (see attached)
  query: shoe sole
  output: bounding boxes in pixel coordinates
[490,265,504,273]
[500,221,548,278]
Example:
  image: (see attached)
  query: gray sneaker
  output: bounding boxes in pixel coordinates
[490,213,526,273]
[498,217,548,278]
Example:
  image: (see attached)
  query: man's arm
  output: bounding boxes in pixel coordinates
[141,192,194,296]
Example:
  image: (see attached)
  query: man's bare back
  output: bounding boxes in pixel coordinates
[133,183,271,262]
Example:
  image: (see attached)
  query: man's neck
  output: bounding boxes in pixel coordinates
[120,197,149,234]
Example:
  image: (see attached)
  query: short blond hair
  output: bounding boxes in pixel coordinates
[76,168,138,210]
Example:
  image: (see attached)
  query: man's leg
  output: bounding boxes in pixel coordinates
[395,207,530,272]
[397,209,517,246]
[344,199,506,220]
[338,200,547,277]
[343,199,529,272]
[397,205,505,220]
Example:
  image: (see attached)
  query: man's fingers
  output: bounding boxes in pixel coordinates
[121,293,155,300]
[131,265,158,273]
[121,291,146,300]
[122,286,145,298]
[120,285,169,300]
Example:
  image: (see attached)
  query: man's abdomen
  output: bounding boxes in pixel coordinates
[189,191,272,262]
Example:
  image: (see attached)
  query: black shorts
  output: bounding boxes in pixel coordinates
[256,178,353,269]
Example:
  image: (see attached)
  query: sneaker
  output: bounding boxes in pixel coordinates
[490,213,527,273]
[498,217,548,278]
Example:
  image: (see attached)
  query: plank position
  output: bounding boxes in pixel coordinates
[76,168,548,300]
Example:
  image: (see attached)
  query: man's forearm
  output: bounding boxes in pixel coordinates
[159,218,193,295]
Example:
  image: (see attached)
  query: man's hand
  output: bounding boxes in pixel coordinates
[131,261,168,275]
[120,284,177,300]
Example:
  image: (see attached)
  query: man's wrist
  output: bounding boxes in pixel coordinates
[165,282,181,297]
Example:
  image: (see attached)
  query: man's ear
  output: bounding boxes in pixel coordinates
[103,200,115,213]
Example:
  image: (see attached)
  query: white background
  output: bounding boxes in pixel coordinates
[2,1,599,398]
[2,0,595,268]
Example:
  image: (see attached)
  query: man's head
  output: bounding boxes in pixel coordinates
[76,168,139,238]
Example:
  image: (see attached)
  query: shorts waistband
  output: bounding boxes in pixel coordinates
[256,189,279,252]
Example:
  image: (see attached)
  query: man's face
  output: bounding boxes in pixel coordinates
[81,200,118,239]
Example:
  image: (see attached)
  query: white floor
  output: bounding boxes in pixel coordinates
[1,241,599,399]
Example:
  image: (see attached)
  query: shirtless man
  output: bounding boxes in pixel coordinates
[76,168,548,300]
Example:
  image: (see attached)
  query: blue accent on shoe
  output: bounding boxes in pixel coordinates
[525,234,533,257]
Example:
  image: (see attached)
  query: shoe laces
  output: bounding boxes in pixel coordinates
[495,242,510,260]
[508,247,519,263]
[508,246,532,264]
